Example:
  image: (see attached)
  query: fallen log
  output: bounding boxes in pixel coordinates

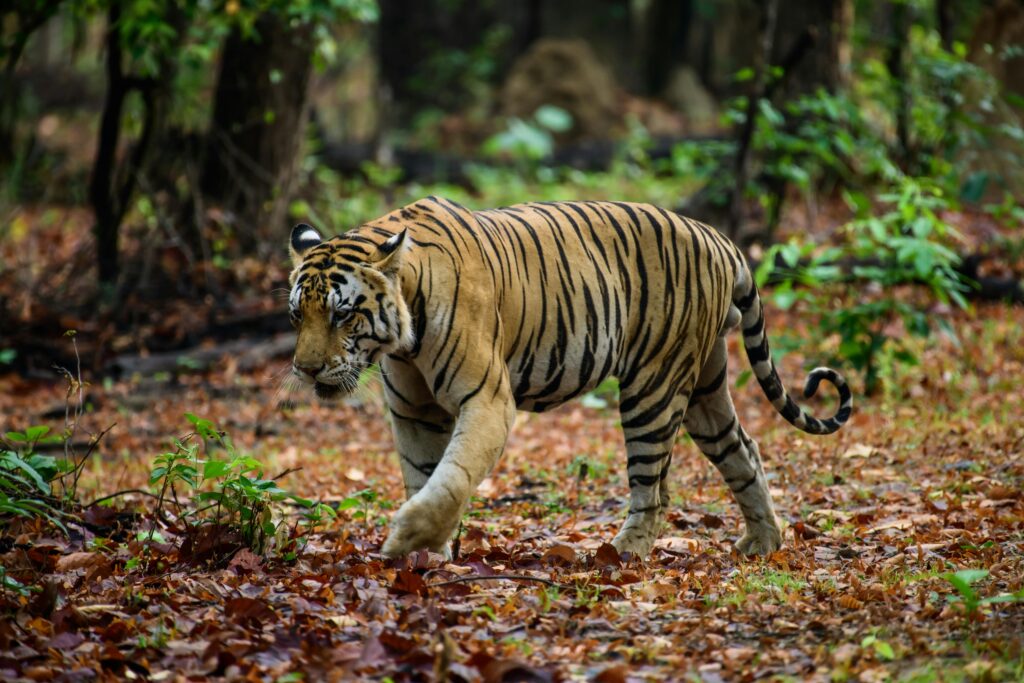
[106,332,295,377]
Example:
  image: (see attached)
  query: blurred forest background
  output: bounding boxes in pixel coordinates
[0,0,1022,390]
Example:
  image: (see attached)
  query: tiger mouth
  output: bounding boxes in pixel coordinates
[314,381,344,401]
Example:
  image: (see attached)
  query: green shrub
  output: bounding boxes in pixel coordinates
[149,414,335,557]
[0,426,73,533]
[482,105,574,163]
[943,569,1024,617]
[758,173,971,394]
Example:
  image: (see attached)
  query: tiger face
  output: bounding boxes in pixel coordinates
[287,223,412,401]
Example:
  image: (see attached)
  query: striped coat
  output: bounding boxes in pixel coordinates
[287,196,851,557]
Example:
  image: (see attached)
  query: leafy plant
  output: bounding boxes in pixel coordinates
[758,173,970,394]
[861,634,897,661]
[0,565,33,597]
[482,105,573,163]
[0,426,73,532]
[580,377,620,410]
[149,414,335,556]
[337,487,390,528]
[943,569,1024,617]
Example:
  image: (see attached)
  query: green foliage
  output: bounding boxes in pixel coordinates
[0,565,33,597]
[758,173,970,394]
[734,27,1022,395]
[861,634,897,661]
[293,148,693,235]
[0,426,73,533]
[409,21,509,113]
[580,376,620,410]
[149,414,335,556]
[336,487,390,527]
[482,105,573,163]
[943,569,1024,617]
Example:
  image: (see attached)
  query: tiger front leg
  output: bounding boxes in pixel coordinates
[388,405,454,501]
[381,393,514,558]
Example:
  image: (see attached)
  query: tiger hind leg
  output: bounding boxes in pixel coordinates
[611,390,687,558]
[683,337,783,556]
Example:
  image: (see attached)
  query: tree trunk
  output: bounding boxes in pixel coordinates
[89,4,181,292]
[89,5,129,289]
[200,13,315,249]
[728,0,778,240]
[0,1,63,165]
[887,0,912,166]
[641,0,695,96]
[773,0,848,97]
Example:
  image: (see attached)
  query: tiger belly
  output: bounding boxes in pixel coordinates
[506,327,619,412]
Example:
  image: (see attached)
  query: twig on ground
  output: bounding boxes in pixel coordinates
[426,574,565,588]
[85,488,161,507]
[272,466,303,481]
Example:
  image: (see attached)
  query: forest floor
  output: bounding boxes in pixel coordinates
[1,298,1022,682]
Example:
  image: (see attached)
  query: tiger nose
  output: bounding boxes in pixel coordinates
[294,361,325,378]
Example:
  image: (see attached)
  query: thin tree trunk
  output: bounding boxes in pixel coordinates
[887,1,912,167]
[0,0,62,163]
[89,4,128,288]
[89,4,180,292]
[936,0,958,157]
[728,0,778,240]
[200,13,315,250]
[936,0,955,51]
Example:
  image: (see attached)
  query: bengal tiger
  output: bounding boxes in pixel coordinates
[286,197,852,558]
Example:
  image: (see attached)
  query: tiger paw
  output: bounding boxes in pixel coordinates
[735,523,783,556]
[611,528,656,558]
[380,500,454,558]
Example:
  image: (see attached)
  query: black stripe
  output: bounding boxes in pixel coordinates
[705,439,741,465]
[746,340,770,364]
[731,474,758,493]
[780,397,801,422]
[691,364,727,399]
[400,453,436,477]
[390,409,452,434]
[736,285,757,310]
[628,473,661,487]
[626,451,671,468]
[742,314,764,338]
[689,418,737,443]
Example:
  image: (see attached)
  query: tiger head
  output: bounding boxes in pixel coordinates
[286,223,413,401]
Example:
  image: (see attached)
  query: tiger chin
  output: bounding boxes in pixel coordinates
[285,197,853,560]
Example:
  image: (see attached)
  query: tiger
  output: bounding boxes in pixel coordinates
[286,196,852,559]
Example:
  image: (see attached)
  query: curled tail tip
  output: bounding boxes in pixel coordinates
[804,367,841,398]
[803,366,853,431]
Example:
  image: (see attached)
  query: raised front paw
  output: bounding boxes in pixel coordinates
[735,523,783,556]
[380,499,456,558]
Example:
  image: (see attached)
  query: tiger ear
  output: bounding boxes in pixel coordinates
[371,229,408,277]
[289,223,322,268]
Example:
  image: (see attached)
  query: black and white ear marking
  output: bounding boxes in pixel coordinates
[379,229,407,256]
[372,229,408,276]
[290,223,323,255]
